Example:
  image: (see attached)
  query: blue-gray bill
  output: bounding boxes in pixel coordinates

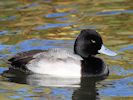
[98,45,117,56]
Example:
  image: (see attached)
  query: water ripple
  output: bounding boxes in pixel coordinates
[0,44,10,51]
[45,12,70,18]
[99,77,133,96]
[0,16,16,21]
[96,11,121,16]
[0,31,8,35]
[35,23,75,30]
[118,45,133,52]
[128,36,133,38]
[96,9,133,16]
[8,39,73,53]
[72,26,96,30]
[16,3,38,10]
[56,18,69,21]
[0,67,8,74]
[110,66,133,76]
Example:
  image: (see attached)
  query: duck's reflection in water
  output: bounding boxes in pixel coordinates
[72,77,105,100]
[27,74,81,87]
[2,69,107,100]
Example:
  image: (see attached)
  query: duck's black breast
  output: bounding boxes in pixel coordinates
[8,50,44,71]
[81,56,109,77]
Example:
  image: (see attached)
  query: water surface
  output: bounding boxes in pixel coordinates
[0,0,133,100]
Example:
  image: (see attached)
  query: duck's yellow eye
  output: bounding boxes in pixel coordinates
[91,40,96,43]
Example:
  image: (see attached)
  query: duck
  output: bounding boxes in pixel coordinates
[8,29,117,78]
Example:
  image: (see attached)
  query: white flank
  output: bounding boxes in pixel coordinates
[27,59,81,78]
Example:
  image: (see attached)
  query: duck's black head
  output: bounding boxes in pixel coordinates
[74,29,117,58]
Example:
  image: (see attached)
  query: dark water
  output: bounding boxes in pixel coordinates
[0,0,133,100]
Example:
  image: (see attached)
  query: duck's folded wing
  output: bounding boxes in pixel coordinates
[8,50,44,70]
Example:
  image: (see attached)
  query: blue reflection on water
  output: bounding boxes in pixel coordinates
[8,39,73,53]
[43,0,52,3]
[99,77,133,96]
[16,3,38,10]
[96,11,121,15]
[35,23,75,30]
[0,44,10,51]
[32,88,43,92]
[118,45,133,52]
[72,26,96,30]
[52,88,72,99]
[123,10,133,13]
[56,17,69,21]
[96,9,133,16]
[0,89,9,93]
[24,98,33,100]
[17,88,28,95]
[0,16,16,21]
[129,36,133,38]
[9,95,22,99]
[0,31,8,35]
[110,66,133,76]
[0,67,8,74]
[0,44,9,58]
[45,12,70,18]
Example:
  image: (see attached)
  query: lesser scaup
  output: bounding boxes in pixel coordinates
[8,29,117,78]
